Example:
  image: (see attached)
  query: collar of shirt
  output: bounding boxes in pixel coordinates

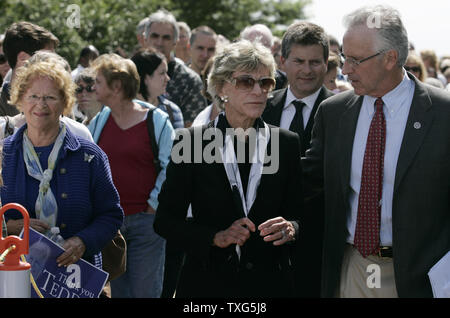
[363,71,414,119]
[284,85,322,110]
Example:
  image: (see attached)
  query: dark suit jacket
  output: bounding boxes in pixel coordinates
[302,73,450,297]
[154,120,303,297]
[263,86,334,156]
[262,86,333,297]
[275,69,288,90]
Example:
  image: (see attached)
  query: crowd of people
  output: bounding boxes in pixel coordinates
[0,4,448,299]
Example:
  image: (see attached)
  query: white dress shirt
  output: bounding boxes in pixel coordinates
[280,86,322,130]
[347,71,415,246]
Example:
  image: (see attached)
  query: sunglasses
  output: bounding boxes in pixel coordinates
[229,75,275,92]
[0,53,6,64]
[404,66,421,73]
[75,85,95,93]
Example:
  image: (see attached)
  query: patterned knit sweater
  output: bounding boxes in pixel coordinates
[1,124,124,263]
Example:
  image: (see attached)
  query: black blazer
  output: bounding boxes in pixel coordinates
[154,120,303,297]
[263,86,334,156]
[302,74,450,297]
[263,86,334,297]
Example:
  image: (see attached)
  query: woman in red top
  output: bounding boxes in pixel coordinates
[90,53,174,298]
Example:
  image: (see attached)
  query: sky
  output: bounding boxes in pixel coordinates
[303,0,450,58]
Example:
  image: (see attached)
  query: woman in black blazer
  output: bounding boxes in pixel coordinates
[154,40,303,298]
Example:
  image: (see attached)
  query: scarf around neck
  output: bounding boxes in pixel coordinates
[22,123,67,234]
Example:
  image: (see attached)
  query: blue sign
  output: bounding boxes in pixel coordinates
[23,228,109,298]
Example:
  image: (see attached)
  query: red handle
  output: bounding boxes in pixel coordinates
[0,203,30,267]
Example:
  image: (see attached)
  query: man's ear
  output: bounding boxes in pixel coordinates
[16,51,31,68]
[384,49,399,71]
[279,55,288,72]
[280,55,286,68]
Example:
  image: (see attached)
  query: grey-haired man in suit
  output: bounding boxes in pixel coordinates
[303,5,450,297]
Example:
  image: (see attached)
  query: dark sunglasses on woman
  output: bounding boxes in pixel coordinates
[229,75,275,93]
[75,85,95,93]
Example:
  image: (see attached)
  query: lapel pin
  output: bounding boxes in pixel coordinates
[84,153,94,163]
[413,122,421,129]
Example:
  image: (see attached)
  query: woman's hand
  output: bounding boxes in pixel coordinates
[57,236,86,267]
[213,217,256,248]
[6,218,50,235]
[258,217,296,246]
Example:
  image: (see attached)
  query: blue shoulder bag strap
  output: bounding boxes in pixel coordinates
[146,108,162,175]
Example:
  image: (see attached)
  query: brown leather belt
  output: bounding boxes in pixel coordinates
[348,244,393,258]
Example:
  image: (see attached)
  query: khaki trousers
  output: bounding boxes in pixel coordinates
[337,244,398,298]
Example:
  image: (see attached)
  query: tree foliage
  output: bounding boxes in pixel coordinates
[0,0,309,69]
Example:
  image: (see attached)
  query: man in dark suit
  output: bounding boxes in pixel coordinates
[263,21,333,156]
[263,21,334,297]
[303,5,449,297]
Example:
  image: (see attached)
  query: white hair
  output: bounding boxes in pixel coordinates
[240,24,274,49]
[145,9,179,43]
[343,5,409,67]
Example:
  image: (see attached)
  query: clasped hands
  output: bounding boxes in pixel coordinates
[213,217,295,248]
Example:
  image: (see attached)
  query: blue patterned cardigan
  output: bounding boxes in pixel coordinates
[1,124,124,266]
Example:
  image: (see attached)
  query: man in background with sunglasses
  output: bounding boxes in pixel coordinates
[303,5,450,297]
[262,21,334,298]
[0,21,59,116]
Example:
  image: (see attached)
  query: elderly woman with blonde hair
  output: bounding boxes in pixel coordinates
[154,40,303,297]
[88,53,174,298]
[0,51,93,142]
[1,59,123,268]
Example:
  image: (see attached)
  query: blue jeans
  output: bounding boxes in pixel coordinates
[110,212,165,298]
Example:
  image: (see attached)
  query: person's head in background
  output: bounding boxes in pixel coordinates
[131,48,170,106]
[175,21,191,64]
[271,36,282,70]
[240,24,274,49]
[74,68,103,125]
[420,49,439,79]
[144,9,179,61]
[91,53,140,107]
[77,45,99,68]
[189,26,217,75]
[404,53,427,82]
[3,21,59,76]
[324,52,340,92]
[328,34,341,56]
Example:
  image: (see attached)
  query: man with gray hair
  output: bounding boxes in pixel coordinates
[144,9,207,127]
[240,24,287,91]
[303,5,450,298]
[240,24,274,49]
